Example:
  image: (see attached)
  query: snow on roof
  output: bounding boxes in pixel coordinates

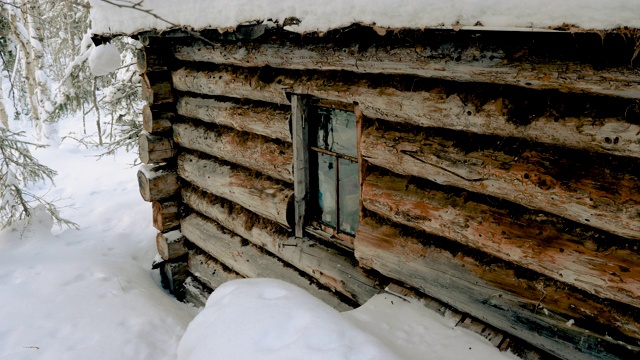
[89,0,640,36]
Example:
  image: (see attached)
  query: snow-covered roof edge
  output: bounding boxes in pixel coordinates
[89,0,640,37]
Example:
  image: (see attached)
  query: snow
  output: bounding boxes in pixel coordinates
[88,43,121,76]
[0,93,519,359]
[178,279,518,360]
[89,0,640,36]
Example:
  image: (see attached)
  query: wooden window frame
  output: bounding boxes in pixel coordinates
[291,95,363,250]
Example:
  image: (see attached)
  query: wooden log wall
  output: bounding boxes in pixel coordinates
[134,27,640,359]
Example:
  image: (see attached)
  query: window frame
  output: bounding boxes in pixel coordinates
[291,95,363,250]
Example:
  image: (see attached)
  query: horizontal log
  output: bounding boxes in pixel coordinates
[172,67,640,159]
[182,276,212,308]
[362,172,640,308]
[139,132,175,164]
[187,251,243,290]
[156,230,188,260]
[141,72,174,105]
[177,152,293,229]
[173,121,293,183]
[182,186,380,304]
[355,217,640,360]
[181,213,353,311]
[175,41,640,99]
[142,104,173,134]
[152,200,181,232]
[362,124,640,240]
[137,164,179,202]
[177,97,291,142]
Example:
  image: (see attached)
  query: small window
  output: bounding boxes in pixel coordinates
[308,106,360,236]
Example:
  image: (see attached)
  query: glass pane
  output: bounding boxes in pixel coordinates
[316,152,336,227]
[314,107,357,158]
[338,159,359,235]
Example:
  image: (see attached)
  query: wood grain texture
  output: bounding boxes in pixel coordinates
[355,217,640,360]
[142,104,173,134]
[156,230,188,260]
[139,132,175,164]
[362,171,640,308]
[362,124,640,240]
[181,213,353,311]
[177,97,291,142]
[291,95,309,238]
[172,67,640,159]
[182,186,380,304]
[173,121,293,183]
[175,40,640,99]
[152,200,180,232]
[187,250,243,290]
[137,165,179,202]
[141,72,174,105]
[177,152,293,229]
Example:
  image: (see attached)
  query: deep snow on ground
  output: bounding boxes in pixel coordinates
[0,114,518,359]
[90,0,640,36]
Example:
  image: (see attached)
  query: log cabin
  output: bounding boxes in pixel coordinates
[91,2,640,359]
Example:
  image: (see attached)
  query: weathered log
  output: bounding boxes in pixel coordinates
[139,132,175,164]
[152,200,180,232]
[172,122,293,183]
[142,104,173,134]
[156,230,188,260]
[291,95,309,237]
[362,172,640,308]
[137,47,175,73]
[137,164,179,202]
[177,97,291,142]
[175,41,640,99]
[177,152,293,229]
[182,186,380,304]
[159,260,188,298]
[141,72,174,105]
[187,251,243,290]
[182,276,213,308]
[172,67,640,159]
[362,124,640,240]
[181,213,353,311]
[355,217,640,360]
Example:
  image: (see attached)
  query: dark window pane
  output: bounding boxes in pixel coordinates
[338,159,359,235]
[315,107,357,158]
[316,152,336,227]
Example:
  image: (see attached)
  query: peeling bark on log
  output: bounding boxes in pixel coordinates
[183,276,212,308]
[182,186,380,304]
[355,217,640,360]
[181,213,353,311]
[187,251,243,290]
[177,97,291,142]
[175,41,640,99]
[139,132,175,164]
[172,67,640,159]
[362,124,640,240]
[141,72,174,105]
[137,164,179,202]
[156,230,188,260]
[362,172,640,308]
[177,152,293,229]
[142,104,173,134]
[152,200,181,232]
[173,121,293,183]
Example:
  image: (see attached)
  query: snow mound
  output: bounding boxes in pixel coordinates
[178,278,518,360]
[88,43,121,76]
